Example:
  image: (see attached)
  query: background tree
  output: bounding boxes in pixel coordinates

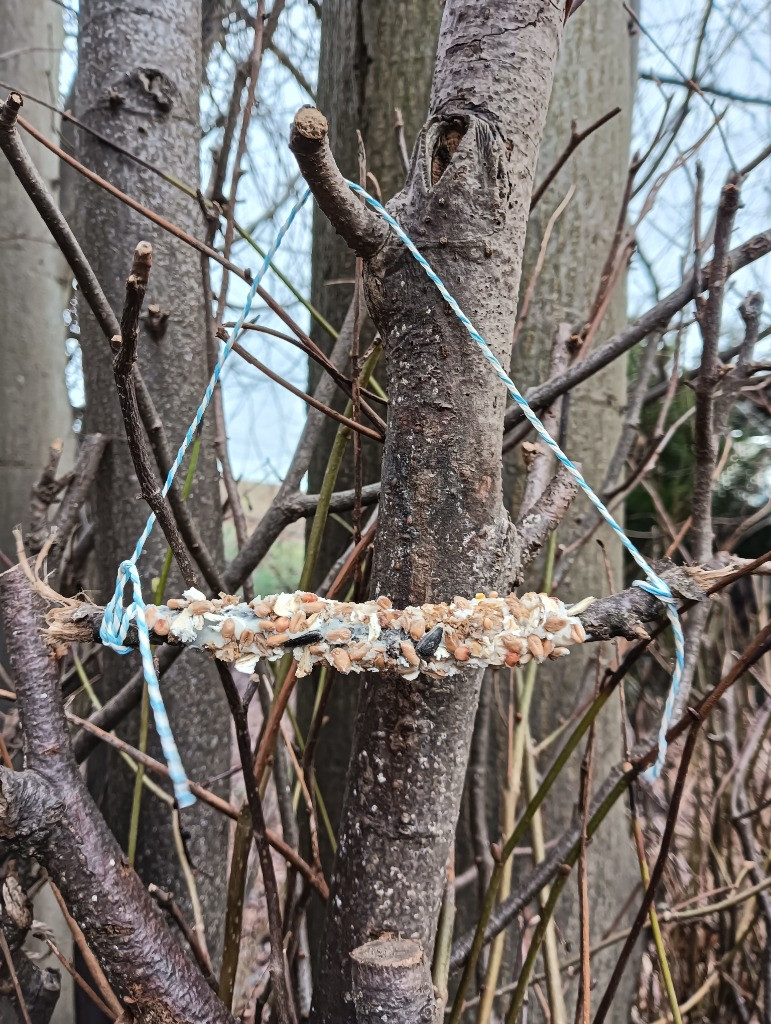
[504,4,639,1017]
[72,0,230,954]
[0,3,75,1020]
[0,0,71,612]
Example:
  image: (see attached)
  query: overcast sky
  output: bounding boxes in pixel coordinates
[58,0,770,484]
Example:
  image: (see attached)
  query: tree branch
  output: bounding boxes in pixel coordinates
[51,588,588,677]
[577,562,708,640]
[49,557,749,669]
[222,481,380,592]
[112,242,198,587]
[516,464,580,575]
[35,433,108,576]
[65,708,327,898]
[0,567,236,1024]
[691,175,741,561]
[215,664,295,1024]
[350,938,436,1024]
[288,108,387,259]
[450,616,771,972]
[0,91,224,594]
[502,227,771,433]
[530,107,622,211]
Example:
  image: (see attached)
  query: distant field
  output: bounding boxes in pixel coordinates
[222,481,305,596]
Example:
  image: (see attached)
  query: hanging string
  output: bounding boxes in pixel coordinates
[344,179,684,781]
[99,190,311,807]
[98,168,683,799]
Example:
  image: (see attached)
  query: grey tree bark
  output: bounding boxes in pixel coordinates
[302,0,441,903]
[504,4,639,1018]
[73,0,229,957]
[309,0,442,366]
[0,0,72,612]
[0,4,74,1019]
[291,2,566,1019]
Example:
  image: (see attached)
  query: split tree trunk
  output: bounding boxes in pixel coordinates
[73,0,229,955]
[293,3,567,1019]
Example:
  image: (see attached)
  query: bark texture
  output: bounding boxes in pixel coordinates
[504,4,639,1017]
[351,938,435,1024]
[0,0,71,626]
[309,0,442,362]
[302,0,442,930]
[304,3,565,1019]
[0,5,74,1018]
[73,0,229,955]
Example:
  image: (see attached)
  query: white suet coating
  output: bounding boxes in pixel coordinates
[140,588,587,679]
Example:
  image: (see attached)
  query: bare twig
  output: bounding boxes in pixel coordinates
[112,242,198,587]
[714,291,764,430]
[0,92,116,339]
[42,936,118,1020]
[691,175,742,561]
[27,440,67,555]
[530,107,622,211]
[469,683,494,904]
[516,464,580,574]
[34,433,107,576]
[64,711,326,898]
[200,241,252,601]
[639,70,771,108]
[502,227,771,434]
[0,91,224,594]
[288,108,387,258]
[231,341,383,440]
[519,323,573,516]
[268,39,316,100]
[214,0,270,327]
[225,320,386,406]
[148,885,217,990]
[513,186,575,345]
[0,928,33,1024]
[394,107,411,176]
[215,662,296,1024]
[450,616,771,972]
[47,880,123,1019]
[352,131,368,595]
[13,95,383,440]
[728,693,771,1023]
[574,689,598,1024]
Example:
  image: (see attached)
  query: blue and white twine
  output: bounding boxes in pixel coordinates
[345,180,684,781]
[100,190,311,807]
[100,172,682,798]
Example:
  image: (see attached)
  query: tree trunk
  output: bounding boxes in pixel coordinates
[505,4,638,1017]
[73,0,229,957]
[0,4,74,1019]
[293,3,566,1019]
[301,0,441,936]
[307,0,442,586]
[0,0,72,615]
